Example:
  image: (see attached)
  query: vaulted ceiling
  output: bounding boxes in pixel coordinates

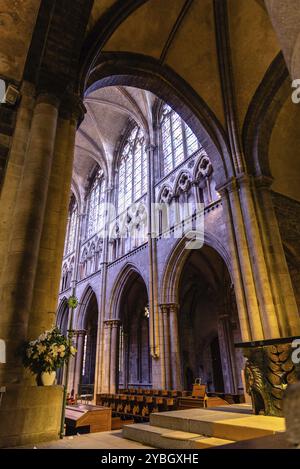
[73,85,156,198]
[0,0,300,201]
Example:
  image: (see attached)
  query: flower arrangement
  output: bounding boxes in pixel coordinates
[23,327,77,374]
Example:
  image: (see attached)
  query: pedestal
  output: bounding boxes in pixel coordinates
[236,337,300,417]
[0,385,64,448]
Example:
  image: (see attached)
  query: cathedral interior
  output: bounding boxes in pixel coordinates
[0,0,300,451]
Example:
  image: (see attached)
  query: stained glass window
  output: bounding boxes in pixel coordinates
[86,167,105,238]
[160,104,200,176]
[65,196,78,255]
[118,125,147,213]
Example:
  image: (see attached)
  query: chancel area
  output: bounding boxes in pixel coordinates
[0,0,300,450]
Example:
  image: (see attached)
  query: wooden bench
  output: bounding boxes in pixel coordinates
[65,404,111,435]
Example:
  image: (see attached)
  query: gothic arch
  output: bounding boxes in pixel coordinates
[56,297,69,330]
[84,52,233,188]
[174,169,193,196]
[70,182,82,212]
[76,285,98,330]
[108,262,148,320]
[242,52,290,177]
[161,232,232,305]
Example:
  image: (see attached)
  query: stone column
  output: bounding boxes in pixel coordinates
[160,305,171,389]
[72,330,86,396]
[0,82,35,282]
[169,304,182,390]
[110,320,120,393]
[224,180,265,340]
[101,320,112,393]
[146,144,160,360]
[217,313,237,394]
[0,92,60,385]
[28,95,84,340]
[94,184,112,395]
[160,303,182,390]
[219,189,251,342]
[238,175,280,339]
[254,176,300,337]
[217,180,263,341]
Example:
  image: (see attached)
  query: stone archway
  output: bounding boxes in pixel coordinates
[161,236,244,395]
[117,271,151,390]
[84,52,234,188]
[178,246,244,395]
[71,287,99,397]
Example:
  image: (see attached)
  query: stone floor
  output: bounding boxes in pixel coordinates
[19,431,153,449]
[17,405,288,450]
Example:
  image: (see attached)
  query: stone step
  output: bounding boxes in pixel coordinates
[149,408,285,441]
[212,416,286,441]
[123,423,234,449]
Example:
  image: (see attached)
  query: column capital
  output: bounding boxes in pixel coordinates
[36,92,61,108]
[73,329,86,337]
[254,175,274,190]
[104,319,121,328]
[216,177,238,195]
[236,174,253,188]
[59,93,86,122]
[145,143,156,153]
[160,303,179,314]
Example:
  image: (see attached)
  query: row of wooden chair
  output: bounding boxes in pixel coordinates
[96,392,178,421]
[118,388,190,398]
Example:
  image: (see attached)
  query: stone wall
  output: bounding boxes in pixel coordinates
[0,102,17,189]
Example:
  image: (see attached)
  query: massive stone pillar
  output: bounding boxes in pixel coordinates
[254,176,300,337]
[220,174,300,415]
[28,96,83,340]
[0,82,35,283]
[0,91,60,385]
[219,189,252,342]
[220,180,264,341]
[0,87,85,447]
[238,175,280,339]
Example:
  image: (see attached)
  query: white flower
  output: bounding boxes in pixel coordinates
[37,344,46,354]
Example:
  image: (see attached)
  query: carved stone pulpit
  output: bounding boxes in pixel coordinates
[236,337,300,417]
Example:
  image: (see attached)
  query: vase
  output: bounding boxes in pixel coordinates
[41,371,56,386]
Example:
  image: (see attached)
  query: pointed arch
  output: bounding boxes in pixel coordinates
[161,233,232,305]
[108,262,148,320]
[85,52,233,187]
[76,285,98,330]
[56,297,69,332]
[242,52,290,177]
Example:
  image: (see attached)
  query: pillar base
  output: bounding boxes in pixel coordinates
[236,337,300,417]
[0,384,64,448]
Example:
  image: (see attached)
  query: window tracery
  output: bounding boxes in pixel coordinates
[117,125,147,214]
[160,104,200,176]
